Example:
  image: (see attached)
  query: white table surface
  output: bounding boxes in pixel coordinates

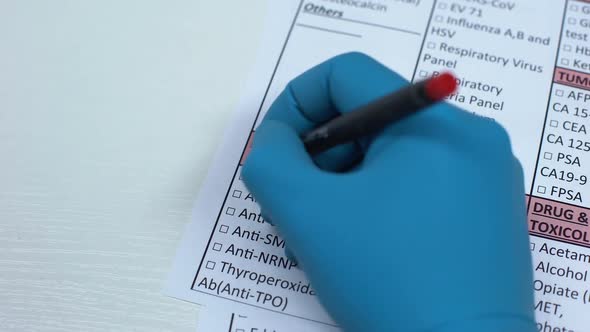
[0,1,267,330]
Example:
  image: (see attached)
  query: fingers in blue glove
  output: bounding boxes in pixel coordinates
[266,52,409,171]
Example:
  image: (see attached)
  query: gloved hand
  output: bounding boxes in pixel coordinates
[242,52,536,332]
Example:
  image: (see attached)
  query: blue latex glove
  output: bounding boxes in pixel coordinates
[242,52,536,332]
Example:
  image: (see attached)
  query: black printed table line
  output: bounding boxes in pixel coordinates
[191,0,304,290]
[190,288,338,327]
[526,0,570,213]
[301,9,421,36]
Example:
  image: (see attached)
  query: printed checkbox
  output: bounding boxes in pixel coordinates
[537,186,547,194]
[438,2,447,9]
[212,243,223,251]
[219,224,229,234]
[570,4,579,11]
[419,70,428,78]
[556,89,564,97]
[435,15,443,22]
[563,44,572,52]
[232,190,243,199]
[427,42,436,49]
[561,58,570,66]
[550,120,559,128]
[226,207,236,216]
[530,242,536,251]
[205,261,216,270]
[568,17,577,25]
[544,152,553,160]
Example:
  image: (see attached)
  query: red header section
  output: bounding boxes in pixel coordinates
[240,131,255,166]
[554,67,590,91]
[528,195,590,248]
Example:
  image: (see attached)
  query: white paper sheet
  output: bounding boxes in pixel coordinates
[196,305,340,332]
[168,0,590,330]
